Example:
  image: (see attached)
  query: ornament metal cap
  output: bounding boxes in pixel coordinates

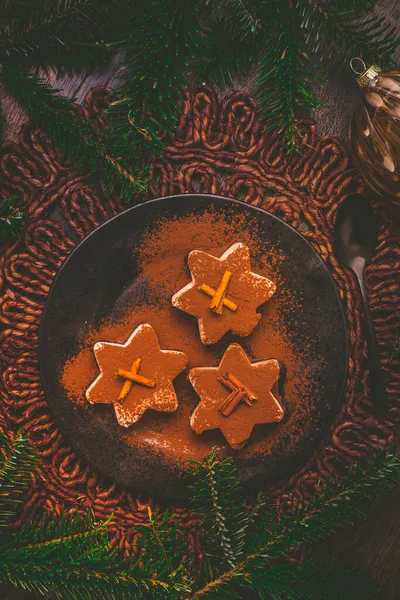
[350,57,381,88]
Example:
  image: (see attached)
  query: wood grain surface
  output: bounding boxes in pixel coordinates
[0,1,399,598]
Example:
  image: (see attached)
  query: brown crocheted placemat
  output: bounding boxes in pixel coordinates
[0,86,398,555]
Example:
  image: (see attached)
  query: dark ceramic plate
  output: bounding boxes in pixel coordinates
[39,195,348,498]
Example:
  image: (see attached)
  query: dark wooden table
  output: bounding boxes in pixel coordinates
[1,1,399,598]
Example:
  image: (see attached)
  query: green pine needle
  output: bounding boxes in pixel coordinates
[1,65,147,202]
[0,0,398,169]
[250,452,400,555]
[0,431,399,600]
[135,507,193,595]
[0,197,26,244]
[248,558,378,600]
[198,0,399,151]
[209,0,261,41]
[0,0,122,73]
[0,512,180,600]
[0,432,36,527]
[105,0,201,162]
[190,449,249,572]
[256,5,325,153]
[0,434,183,600]
[188,451,400,599]
[300,0,399,68]
[198,4,257,87]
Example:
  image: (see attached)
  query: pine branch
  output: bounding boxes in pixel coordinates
[0,0,121,72]
[205,0,399,150]
[0,0,397,164]
[0,432,36,527]
[189,452,400,599]
[189,449,248,572]
[188,558,377,599]
[2,511,109,556]
[0,431,181,599]
[252,452,400,555]
[0,0,53,24]
[0,197,26,244]
[135,507,193,595]
[0,515,180,600]
[256,5,325,152]
[248,558,378,600]
[209,0,261,41]
[1,64,146,202]
[105,0,200,163]
[244,491,266,533]
[0,427,397,600]
[198,6,258,87]
[300,0,399,69]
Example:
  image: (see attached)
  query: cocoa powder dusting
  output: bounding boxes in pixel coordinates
[61,207,323,465]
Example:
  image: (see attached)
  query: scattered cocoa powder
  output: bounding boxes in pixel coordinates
[61,207,323,465]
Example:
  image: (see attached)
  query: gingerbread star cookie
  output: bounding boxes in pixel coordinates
[86,323,187,427]
[171,242,276,344]
[189,343,284,449]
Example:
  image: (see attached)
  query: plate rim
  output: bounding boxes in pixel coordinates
[38,193,349,484]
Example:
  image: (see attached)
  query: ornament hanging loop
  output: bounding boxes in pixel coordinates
[350,58,381,88]
[350,57,366,75]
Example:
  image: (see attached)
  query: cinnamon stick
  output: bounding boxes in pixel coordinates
[209,270,232,314]
[218,388,247,417]
[198,283,238,312]
[225,371,258,402]
[117,368,156,389]
[117,358,141,402]
[217,371,258,416]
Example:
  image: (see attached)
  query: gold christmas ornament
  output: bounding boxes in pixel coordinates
[349,58,400,206]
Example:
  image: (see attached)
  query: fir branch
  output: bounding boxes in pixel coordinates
[135,507,193,595]
[244,491,266,533]
[0,0,398,162]
[0,432,181,600]
[0,429,398,600]
[189,452,400,599]
[0,432,36,526]
[0,197,26,244]
[0,519,180,600]
[1,64,146,202]
[0,0,54,25]
[300,0,399,68]
[256,5,324,152]
[281,460,395,569]
[189,558,377,599]
[190,449,248,571]
[106,0,200,163]
[198,6,257,86]
[252,452,400,555]
[0,0,120,72]
[248,557,378,600]
[200,0,399,150]
[209,0,261,41]
[2,511,109,556]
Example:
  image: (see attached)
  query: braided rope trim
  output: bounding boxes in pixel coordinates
[0,86,398,555]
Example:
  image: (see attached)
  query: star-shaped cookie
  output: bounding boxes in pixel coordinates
[189,343,284,449]
[171,242,276,344]
[86,323,187,427]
